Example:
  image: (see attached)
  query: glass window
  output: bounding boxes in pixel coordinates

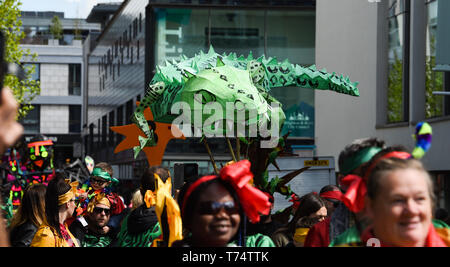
[23,63,40,82]
[209,10,265,57]
[155,8,209,65]
[270,86,315,138]
[125,100,133,124]
[69,105,81,133]
[266,10,315,65]
[102,115,107,146]
[387,0,409,123]
[69,64,81,95]
[266,10,315,138]
[109,111,115,146]
[20,105,40,134]
[425,0,444,118]
[153,8,316,138]
[116,105,124,146]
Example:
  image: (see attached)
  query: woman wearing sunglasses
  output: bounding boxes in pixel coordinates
[31,173,79,247]
[172,160,275,247]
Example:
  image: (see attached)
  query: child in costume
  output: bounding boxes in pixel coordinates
[76,162,125,232]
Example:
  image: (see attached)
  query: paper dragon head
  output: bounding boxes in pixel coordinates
[111,46,359,169]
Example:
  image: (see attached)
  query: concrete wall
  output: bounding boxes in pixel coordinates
[40,105,69,134]
[315,0,379,164]
[40,64,69,96]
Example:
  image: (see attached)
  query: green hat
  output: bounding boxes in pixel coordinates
[339,146,382,176]
[91,167,119,185]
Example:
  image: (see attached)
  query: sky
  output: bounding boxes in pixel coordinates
[18,0,123,19]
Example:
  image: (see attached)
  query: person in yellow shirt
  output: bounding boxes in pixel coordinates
[31,174,79,247]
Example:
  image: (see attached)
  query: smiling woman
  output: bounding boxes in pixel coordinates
[364,155,446,247]
[173,160,275,247]
[331,147,450,247]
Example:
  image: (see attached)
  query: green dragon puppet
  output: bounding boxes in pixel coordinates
[111,46,359,196]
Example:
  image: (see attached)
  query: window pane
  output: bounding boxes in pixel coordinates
[209,10,265,57]
[20,105,40,134]
[266,10,315,138]
[426,1,444,118]
[387,8,405,123]
[155,8,209,65]
[23,63,40,82]
[69,64,81,95]
[69,105,81,133]
[267,10,315,65]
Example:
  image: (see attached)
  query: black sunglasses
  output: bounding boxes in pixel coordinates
[197,201,239,215]
[93,207,111,215]
[91,177,107,185]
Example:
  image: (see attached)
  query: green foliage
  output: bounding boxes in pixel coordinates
[425,36,443,118]
[0,0,40,119]
[50,15,63,40]
[387,52,404,123]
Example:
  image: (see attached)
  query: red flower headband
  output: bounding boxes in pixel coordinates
[181,160,271,223]
[340,151,412,213]
[320,190,344,202]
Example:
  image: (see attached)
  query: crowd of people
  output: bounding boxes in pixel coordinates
[0,84,450,247]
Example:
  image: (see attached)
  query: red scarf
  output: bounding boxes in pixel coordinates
[59,224,76,247]
[361,224,447,247]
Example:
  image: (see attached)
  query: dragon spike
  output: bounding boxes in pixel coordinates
[247,51,254,60]
[216,56,225,67]
[267,57,278,65]
[256,55,265,62]
[320,68,327,74]
[207,45,215,55]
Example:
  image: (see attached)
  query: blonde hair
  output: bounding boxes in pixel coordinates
[131,189,143,210]
[367,157,435,206]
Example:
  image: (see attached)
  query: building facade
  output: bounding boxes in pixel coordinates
[19,11,101,168]
[85,0,319,181]
[83,0,450,209]
[315,0,450,208]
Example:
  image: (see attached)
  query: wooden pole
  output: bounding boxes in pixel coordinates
[226,137,237,162]
[236,138,241,161]
[202,137,219,174]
